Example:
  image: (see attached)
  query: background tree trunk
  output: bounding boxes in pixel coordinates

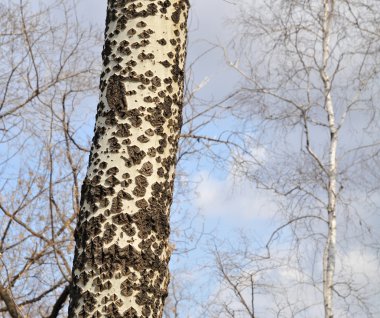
[321,2,337,317]
[68,1,189,317]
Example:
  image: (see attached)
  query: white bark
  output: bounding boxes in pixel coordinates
[321,1,337,318]
[68,1,189,317]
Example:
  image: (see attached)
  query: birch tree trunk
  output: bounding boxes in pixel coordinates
[68,1,189,317]
[321,1,337,317]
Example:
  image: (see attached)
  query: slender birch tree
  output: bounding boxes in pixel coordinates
[213,0,380,317]
[68,1,189,317]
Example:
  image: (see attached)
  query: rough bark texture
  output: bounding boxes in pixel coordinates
[68,1,189,317]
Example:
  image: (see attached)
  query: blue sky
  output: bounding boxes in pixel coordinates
[64,1,380,316]
[1,0,377,316]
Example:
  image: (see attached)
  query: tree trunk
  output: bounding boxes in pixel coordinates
[68,1,189,317]
[321,1,337,318]
[0,284,24,318]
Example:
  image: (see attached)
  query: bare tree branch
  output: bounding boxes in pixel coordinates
[0,283,24,318]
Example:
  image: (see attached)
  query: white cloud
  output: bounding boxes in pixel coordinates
[195,171,278,220]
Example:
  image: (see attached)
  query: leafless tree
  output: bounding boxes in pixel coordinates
[0,1,100,317]
[0,0,244,316]
[210,0,380,317]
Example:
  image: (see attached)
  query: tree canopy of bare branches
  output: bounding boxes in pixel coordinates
[0,1,100,316]
[210,0,380,317]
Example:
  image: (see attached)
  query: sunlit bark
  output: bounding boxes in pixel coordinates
[68,1,189,317]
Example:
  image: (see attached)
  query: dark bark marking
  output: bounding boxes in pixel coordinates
[106,74,128,115]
